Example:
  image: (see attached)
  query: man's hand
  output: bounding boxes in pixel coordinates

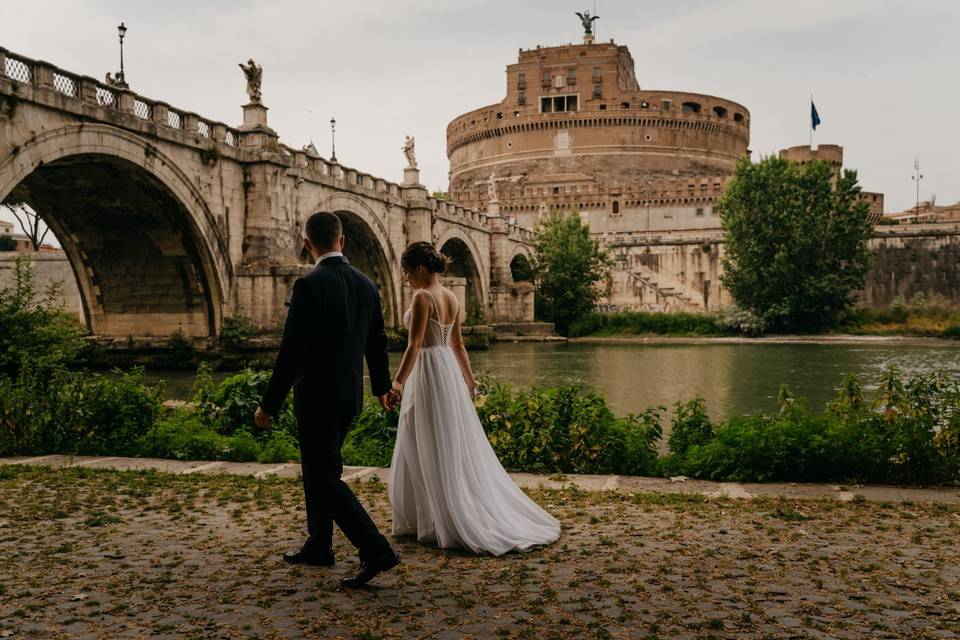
[254,406,273,429]
[377,394,393,411]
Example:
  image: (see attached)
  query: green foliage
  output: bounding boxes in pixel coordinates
[666,369,960,484]
[168,329,194,359]
[342,397,399,467]
[570,311,727,337]
[718,156,873,331]
[0,366,162,457]
[0,258,85,378]
[476,383,662,475]
[531,210,611,335]
[193,363,296,437]
[0,234,16,251]
[220,315,257,348]
[667,398,714,457]
[137,411,263,462]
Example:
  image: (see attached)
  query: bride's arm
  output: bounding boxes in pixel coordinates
[449,310,478,395]
[392,291,432,395]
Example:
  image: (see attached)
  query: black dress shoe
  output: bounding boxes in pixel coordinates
[340,551,400,588]
[283,547,335,566]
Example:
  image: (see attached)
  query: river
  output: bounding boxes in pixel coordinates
[145,340,960,419]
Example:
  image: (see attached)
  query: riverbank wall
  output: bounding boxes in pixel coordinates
[602,222,960,312]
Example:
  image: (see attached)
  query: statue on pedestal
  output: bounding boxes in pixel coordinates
[487,172,499,203]
[239,59,263,104]
[575,11,600,36]
[402,135,417,169]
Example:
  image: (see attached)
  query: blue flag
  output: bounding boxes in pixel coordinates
[811,101,821,130]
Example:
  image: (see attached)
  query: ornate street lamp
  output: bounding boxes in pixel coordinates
[330,117,337,162]
[116,22,129,88]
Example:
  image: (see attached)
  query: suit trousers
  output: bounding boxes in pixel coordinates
[297,415,392,561]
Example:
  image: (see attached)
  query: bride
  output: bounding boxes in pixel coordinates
[387,242,561,556]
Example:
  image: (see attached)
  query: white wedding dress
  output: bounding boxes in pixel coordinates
[388,292,561,556]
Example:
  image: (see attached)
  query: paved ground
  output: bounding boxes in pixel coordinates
[0,460,959,639]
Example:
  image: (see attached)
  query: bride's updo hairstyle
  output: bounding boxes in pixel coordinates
[402,241,450,275]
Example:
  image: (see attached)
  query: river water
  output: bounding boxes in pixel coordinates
[147,340,960,419]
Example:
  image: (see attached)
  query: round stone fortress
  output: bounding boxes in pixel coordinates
[446,37,751,233]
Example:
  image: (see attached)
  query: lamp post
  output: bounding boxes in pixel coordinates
[116,22,128,88]
[911,159,924,221]
[330,117,337,163]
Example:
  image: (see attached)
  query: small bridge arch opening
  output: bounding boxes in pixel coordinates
[438,235,485,323]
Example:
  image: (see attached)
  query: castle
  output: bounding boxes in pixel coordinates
[446,37,750,237]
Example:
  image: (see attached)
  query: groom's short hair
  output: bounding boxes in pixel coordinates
[305,211,343,250]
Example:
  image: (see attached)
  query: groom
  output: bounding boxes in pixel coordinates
[254,210,400,587]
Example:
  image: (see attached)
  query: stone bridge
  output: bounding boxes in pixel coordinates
[0,46,536,338]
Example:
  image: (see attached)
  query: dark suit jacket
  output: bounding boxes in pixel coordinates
[260,255,392,424]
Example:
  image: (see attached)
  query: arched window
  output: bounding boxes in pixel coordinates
[712,106,727,118]
[612,200,620,214]
[733,112,744,123]
[682,102,701,114]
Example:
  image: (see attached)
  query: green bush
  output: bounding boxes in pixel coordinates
[0,258,85,378]
[666,369,960,484]
[570,311,725,338]
[0,366,162,457]
[477,383,661,475]
[0,234,16,251]
[220,315,257,348]
[136,411,266,462]
[193,363,296,438]
[342,397,399,467]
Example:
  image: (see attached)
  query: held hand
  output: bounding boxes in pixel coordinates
[377,394,393,411]
[254,406,273,429]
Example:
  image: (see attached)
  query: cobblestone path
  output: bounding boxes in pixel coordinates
[1,465,958,639]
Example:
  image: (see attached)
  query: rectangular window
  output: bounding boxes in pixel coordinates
[567,68,576,86]
[518,90,526,106]
[593,84,602,99]
[517,73,526,90]
[662,99,671,111]
[696,208,704,217]
[592,67,602,83]
[541,94,578,113]
[542,71,551,88]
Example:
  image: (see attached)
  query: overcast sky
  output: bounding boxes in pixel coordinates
[2,0,958,229]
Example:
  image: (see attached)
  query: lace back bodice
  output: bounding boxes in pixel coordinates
[403,290,454,347]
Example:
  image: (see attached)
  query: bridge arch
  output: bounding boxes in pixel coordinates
[435,228,488,324]
[509,246,534,282]
[319,193,402,328]
[0,124,229,337]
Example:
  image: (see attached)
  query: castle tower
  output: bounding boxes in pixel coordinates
[446,37,751,234]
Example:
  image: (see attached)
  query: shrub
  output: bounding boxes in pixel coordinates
[477,383,662,475]
[220,315,257,348]
[137,411,264,462]
[193,363,296,438]
[0,366,162,457]
[0,258,85,378]
[0,234,16,251]
[667,398,714,457]
[569,311,723,337]
[342,397,399,467]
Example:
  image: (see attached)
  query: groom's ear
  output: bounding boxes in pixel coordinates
[338,235,345,251]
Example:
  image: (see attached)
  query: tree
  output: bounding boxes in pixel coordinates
[2,200,50,251]
[0,235,16,252]
[717,155,873,331]
[531,209,610,335]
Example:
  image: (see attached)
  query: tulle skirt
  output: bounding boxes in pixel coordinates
[387,346,561,556]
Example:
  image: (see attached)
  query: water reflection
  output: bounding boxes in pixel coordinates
[147,342,960,419]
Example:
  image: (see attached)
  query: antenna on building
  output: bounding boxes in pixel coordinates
[912,158,924,220]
